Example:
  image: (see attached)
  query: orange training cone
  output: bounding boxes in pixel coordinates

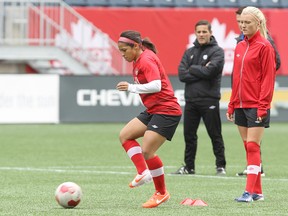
[180,198,208,206]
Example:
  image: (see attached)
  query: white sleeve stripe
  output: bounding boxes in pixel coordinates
[150,167,164,177]
[127,146,142,158]
[128,80,161,94]
[247,165,261,175]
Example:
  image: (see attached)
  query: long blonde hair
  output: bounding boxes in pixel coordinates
[242,6,268,39]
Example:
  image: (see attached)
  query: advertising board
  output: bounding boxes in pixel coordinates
[60,76,288,123]
[0,75,59,123]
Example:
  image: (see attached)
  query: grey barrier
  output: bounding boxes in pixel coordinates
[59,76,288,123]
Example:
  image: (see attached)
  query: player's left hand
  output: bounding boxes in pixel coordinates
[256,116,263,123]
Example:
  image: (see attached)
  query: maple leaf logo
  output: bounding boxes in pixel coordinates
[55,20,117,75]
[186,18,238,76]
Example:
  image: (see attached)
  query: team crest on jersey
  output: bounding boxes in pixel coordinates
[134,69,139,75]
[203,55,208,60]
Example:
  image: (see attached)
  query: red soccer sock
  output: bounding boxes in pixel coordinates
[146,155,166,194]
[122,140,147,174]
[243,140,248,163]
[245,142,261,193]
[253,171,263,195]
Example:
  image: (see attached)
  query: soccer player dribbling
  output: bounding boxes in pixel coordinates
[116,30,182,208]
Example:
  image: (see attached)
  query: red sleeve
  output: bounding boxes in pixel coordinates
[227,46,240,115]
[140,55,161,82]
[258,44,276,118]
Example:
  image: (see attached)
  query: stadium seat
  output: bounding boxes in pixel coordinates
[279,0,288,7]
[109,0,131,6]
[238,0,259,7]
[259,0,281,8]
[131,0,153,7]
[153,0,175,7]
[64,0,88,6]
[86,0,109,6]
[174,0,197,7]
[195,0,217,7]
[217,0,239,7]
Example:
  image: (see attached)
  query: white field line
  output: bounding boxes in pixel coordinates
[0,166,288,182]
[0,166,132,175]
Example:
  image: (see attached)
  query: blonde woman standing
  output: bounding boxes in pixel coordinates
[227,6,276,202]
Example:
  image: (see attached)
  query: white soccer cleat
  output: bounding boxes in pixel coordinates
[129,170,152,188]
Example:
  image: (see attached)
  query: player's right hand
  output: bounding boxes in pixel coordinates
[226,112,234,122]
[116,81,129,91]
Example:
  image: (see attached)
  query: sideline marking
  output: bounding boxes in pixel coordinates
[0,166,132,175]
[0,166,288,182]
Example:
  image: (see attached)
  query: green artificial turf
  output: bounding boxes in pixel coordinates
[0,123,287,215]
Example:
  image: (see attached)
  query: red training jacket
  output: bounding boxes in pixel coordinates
[228,30,276,118]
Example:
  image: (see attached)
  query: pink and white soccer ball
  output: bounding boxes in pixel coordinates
[55,182,82,208]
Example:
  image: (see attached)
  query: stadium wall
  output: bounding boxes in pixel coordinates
[73,7,288,76]
[0,75,287,123]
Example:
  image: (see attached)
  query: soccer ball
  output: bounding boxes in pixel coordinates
[55,182,82,208]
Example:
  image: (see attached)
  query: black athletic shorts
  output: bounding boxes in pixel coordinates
[234,108,270,128]
[137,110,182,141]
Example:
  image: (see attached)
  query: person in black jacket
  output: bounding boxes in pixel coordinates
[172,20,226,175]
[234,7,281,177]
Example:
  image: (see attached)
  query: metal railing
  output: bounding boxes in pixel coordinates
[0,0,130,75]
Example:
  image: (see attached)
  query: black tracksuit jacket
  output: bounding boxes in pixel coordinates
[178,36,224,102]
